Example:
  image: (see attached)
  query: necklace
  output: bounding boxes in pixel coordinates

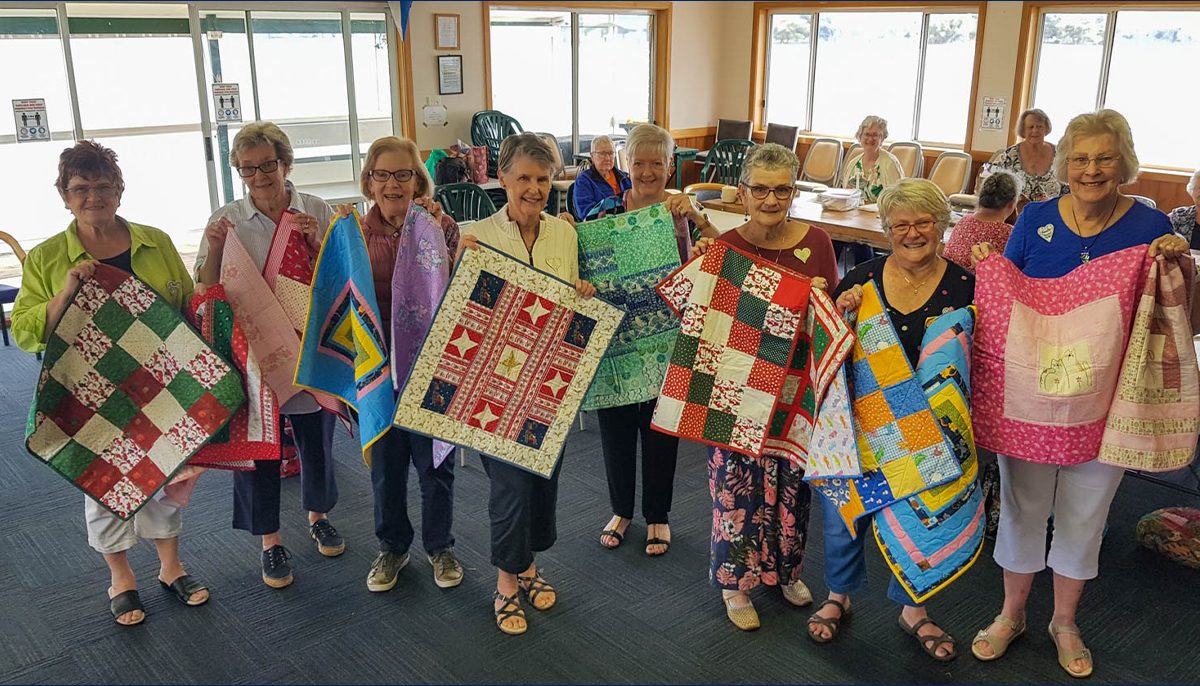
[752,243,785,264]
[1069,197,1119,263]
[891,260,935,295]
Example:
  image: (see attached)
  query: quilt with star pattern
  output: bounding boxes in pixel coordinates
[393,242,623,477]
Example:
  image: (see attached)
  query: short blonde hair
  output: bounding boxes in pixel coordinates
[1017,108,1051,138]
[856,115,888,142]
[739,143,799,185]
[626,124,674,164]
[878,178,951,232]
[230,121,294,167]
[498,132,556,176]
[1053,109,1140,185]
[359,136,433,201]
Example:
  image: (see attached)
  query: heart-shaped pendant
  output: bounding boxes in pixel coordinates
[794,247,812,263]
[1037,224,1055,242]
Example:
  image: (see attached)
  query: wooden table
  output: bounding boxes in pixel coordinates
[701,192,890,250]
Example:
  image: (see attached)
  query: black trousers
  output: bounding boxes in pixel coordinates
[232,410,337,535]
[479,454,560,574]
[371,428,455,555]
[597,401,679,524]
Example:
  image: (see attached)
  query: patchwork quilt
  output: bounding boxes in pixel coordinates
[390,204,455,469]
[872,305,985,603]
[1099,255,1199,472]
[762,288,855,466]
[809,281,962,531]
[652,243,813,455]
[393,242,623,477]
[576,203,682,411]
[187,284,280,470]
[26,264,245,519]
[295,210,395,453]
[264,210,317,333]
[973,247,1148,465]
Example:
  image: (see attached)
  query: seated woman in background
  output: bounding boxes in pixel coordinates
[840,115,903,203]
[988,108,1067,206]
[943,169,1021,272]
[572,135,631,220]
[1168,168,1200,249]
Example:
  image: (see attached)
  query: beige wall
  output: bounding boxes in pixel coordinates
[972,1,1023,153]
[406,1,487,151]
[667,2,723,130]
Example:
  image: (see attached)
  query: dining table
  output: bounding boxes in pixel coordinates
[700,191,890,250]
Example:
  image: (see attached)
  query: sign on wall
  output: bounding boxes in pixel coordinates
[213,83,242,123]
[12,98,49,142]
[981,96,1006,131]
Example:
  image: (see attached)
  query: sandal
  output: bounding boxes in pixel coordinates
[600,516,627,550]
[492,590,527,636]
[807,598,849,643]
[1048,622,1094,678]
[971,614,1025,661]
[645,524,671,556]
[517,570,556,610]
[899,615,957,662]
[159,574,209,607]
[108,589,145,626]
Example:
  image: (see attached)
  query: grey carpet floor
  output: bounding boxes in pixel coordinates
[2,341,1199,684]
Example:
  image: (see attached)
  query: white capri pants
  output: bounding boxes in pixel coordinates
[85,495,183,555]
[993,455,1124,581]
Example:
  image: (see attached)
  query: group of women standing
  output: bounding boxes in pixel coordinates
[12,108,1193,680]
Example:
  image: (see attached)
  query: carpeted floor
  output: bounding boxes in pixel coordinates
[2,341,1198,684]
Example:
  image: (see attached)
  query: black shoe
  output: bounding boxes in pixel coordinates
[309,519,345,557]
[261,545,294,589]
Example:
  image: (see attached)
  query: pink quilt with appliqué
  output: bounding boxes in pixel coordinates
[972,246,1149,465]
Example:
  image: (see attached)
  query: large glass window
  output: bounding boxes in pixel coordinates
[1032,9,1200,169]
[764,9,978,145]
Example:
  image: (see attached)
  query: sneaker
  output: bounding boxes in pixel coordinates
[309,519,345,557]
[366,551,410,592]
[261,545,293,589]
[429,548,464,589]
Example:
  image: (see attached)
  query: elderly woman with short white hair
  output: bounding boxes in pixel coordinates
[988,108,1067,205]
[839,115,903,203]
[970,109,1187,678]
[572,135,631,219]
[1167,168,1200,248]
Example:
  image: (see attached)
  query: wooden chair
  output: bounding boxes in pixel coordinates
[700,139,755,186]
[0,231,27,347]
[470,110,523,178]
[433,183,498,223]
[927,150,974,197]
[800,137,843,186]
[696,118,753,163]
[764,123,799,151]
[888,141,924,178]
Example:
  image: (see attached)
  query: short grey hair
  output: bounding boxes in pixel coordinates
[978,169,1022,211]
[856,115,888,141]
[739,143,798,185]
[1053,109,1140,185]
[230,121,294,167]
[625,124,674,163]
[1017,108,1051,138]
[591,135,615,151]
[497,132,556,176]
[1187,168,1200,197]
[878,178,951,232]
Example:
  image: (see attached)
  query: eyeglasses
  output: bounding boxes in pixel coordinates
[888,219,938,235]
[64,184,120,199]
[1067,154,1120,170]
[744,185,795,200]
[592,151,615,158]
[369,168,416,183]
[235,159,281,178]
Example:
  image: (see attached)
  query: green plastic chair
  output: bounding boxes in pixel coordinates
[470,110,523,178]
[700,139,756,186]
[434,183,497,223]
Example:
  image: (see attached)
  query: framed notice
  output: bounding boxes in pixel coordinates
[434,13,460,50]
[438,54,463,95]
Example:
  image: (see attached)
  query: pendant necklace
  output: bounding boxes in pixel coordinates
[1070,197,1118,264]
[893,262,933,295]
[753,243,785,264]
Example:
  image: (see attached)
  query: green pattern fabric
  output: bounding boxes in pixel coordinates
[577,203,682,411]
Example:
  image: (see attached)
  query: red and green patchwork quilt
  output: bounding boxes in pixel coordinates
[25,264,245,519]
[652,243,813,455]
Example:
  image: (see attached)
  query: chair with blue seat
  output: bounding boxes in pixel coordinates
[700,139,756,186]
[471,110,524,178]
[0,231,27,347]
[434,183,498,223]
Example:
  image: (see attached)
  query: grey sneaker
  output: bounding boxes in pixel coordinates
[366,551,410,592]
[429,548,464,589]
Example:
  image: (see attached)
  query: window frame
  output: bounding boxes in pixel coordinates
[751,2,987,150]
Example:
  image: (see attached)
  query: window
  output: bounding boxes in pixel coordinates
[764,8,979,146]
[488,7,654,157]
[1031,9,1200,169]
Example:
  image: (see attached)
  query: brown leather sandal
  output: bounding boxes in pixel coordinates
[517,570,556,610]
[900,616,957,662]
[492,590,527,636]
[806,598,850,643]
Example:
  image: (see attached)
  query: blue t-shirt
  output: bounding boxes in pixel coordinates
[1003,197,1172,278]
